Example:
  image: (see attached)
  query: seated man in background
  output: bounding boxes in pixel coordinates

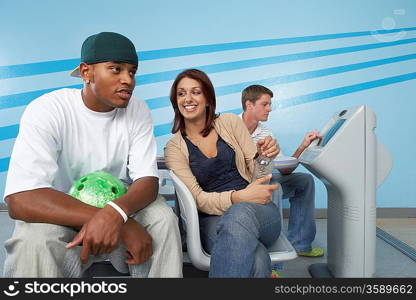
[3,32,182,277]
[240,84,324,257]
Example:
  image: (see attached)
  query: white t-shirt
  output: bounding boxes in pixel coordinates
[4,88,158,200]
[239,113,284,157]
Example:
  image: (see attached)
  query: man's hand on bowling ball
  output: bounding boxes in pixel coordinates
[66,206,124,264]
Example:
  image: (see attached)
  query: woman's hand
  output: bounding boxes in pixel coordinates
[257,136,280,158]
[232,175,278,205]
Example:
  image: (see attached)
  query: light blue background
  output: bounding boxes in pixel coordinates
[1,0,415,208]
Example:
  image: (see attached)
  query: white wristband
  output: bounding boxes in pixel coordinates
[107,201,128,223]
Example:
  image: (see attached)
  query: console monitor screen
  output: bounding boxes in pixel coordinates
[320,119,346,147]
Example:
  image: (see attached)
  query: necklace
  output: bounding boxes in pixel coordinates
[186,134,204,146]
[186,128,217,148]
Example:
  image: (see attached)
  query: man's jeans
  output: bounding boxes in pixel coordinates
[271,172,316,252]
[199,202,281,277]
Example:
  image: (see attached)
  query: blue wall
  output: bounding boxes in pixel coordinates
[1,0,415,208]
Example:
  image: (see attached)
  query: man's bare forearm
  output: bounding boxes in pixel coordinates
[278,145,305,175]
[6,188,99,228]
[6,176,159,228]
[113,176,159,217]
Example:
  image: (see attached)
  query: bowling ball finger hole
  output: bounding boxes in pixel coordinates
[111,187,118,194]
[77,184,84,191]
[80,177,88,183]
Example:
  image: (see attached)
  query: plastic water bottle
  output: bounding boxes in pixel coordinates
[252,154,274,184]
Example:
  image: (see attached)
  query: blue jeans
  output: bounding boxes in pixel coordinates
[271,172,316,252]
[199,202,281,278]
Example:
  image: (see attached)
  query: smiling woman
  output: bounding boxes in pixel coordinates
[169,69,218,137]
[165,68,282,278]
[176,77,207,123]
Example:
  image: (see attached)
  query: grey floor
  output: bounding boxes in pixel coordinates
[0,211,415,278]
[281,219,416,278]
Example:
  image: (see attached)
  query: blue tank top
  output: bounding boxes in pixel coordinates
[184,135,249,193]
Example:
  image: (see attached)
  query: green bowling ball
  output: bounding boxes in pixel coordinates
[69,171,127,208]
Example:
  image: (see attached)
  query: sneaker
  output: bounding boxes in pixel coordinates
[297,247,324,257]
[271,269,283,278]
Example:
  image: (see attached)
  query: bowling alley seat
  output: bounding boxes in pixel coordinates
[82,260,129,278]
[169,169,297,272]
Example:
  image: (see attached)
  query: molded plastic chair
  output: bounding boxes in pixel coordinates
[169,170,297,271]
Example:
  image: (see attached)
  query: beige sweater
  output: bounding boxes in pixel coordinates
[164,113,256,215]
